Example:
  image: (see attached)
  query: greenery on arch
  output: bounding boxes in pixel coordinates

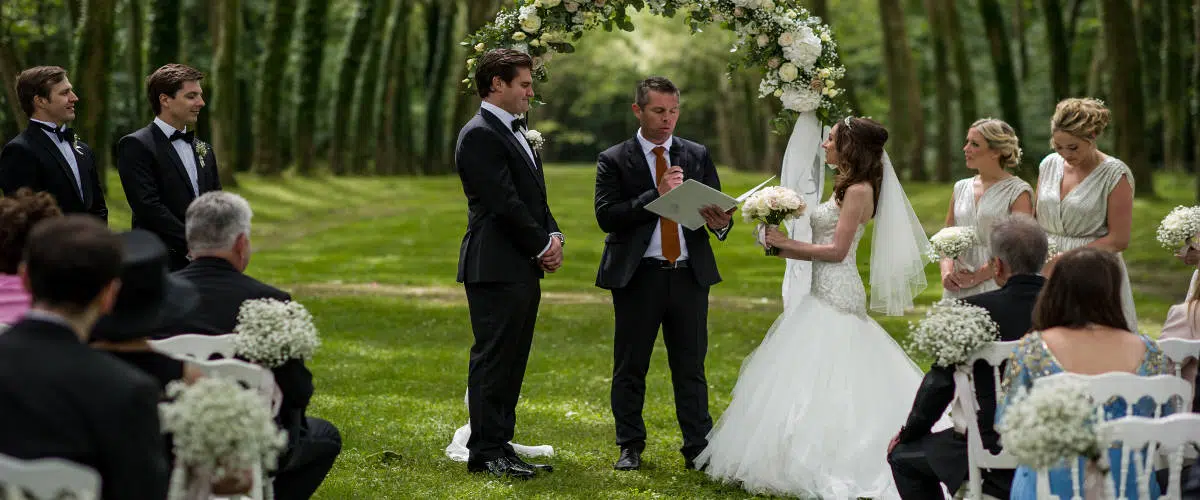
[462,0,852,128]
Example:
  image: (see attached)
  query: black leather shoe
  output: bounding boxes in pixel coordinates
[467,457,536,479]
[613,448,641,471]
[508,455,553,473]
[684,457,704,471]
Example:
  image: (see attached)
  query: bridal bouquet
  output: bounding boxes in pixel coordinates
[1156,205,1200,253]
[998,377,1102,470]
[161,377,288,500]
[928,226,978,263]
[741,186,806,256]
[233,299,321,368]
[908,299,999,367]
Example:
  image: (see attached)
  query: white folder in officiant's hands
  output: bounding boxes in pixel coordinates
[644,176,776,230]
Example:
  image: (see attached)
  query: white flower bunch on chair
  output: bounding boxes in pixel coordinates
[233,299,321,368]
[907,298,998,367]
[998,377,1101,470]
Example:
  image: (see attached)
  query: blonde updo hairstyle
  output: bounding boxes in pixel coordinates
[1051,98,1110,141]
[970,118,1022,169]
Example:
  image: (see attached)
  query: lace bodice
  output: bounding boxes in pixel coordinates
[809,199,867,315]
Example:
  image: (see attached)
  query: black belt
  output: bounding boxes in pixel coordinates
[640,258,689,270]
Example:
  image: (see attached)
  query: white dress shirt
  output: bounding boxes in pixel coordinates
[637,129,691,261]
[153,117,200,196]
[478,102,560,258]
[29,118,83,197]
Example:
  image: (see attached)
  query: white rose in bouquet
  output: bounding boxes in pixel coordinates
[233,298,321,368]
[908,299,999,367]
[742,186,807,256]
[1156,205,1200,253]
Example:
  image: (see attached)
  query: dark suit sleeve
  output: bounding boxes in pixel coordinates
[85,147,108,222]
[116,136,187,249]
[209,148,222,191]
[697,145,733,241]
[457,127,549,257]
[896,365,956,444]
[99,377,169,500]
[594,150,659,233]
[0,142,41,195]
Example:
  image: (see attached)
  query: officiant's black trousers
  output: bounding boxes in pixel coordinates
[465,281,540,463]
[611,264,712,459]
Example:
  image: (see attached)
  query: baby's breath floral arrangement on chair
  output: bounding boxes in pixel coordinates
[232,298,321,368]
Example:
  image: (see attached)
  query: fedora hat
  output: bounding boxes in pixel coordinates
[92,230,199,341]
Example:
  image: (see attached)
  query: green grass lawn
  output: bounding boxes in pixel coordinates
[103,166,1198,498]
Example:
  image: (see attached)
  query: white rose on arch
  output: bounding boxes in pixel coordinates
[519,6,542,33]
[777,63,799,83]
[539,0,562,7]
[780,86,821,112]
[783,26,822,69]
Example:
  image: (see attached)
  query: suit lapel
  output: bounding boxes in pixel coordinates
[149,125,197,198]
[24,127,83,202]
[479,111,545,192]
[625,137,655,192]
[73,146,93,207]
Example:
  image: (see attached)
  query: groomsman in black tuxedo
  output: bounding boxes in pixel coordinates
[595,77,733,471]
[455,48,563,479]
[0,216,168,500]
[0,66,107,221]
[116,64,222,271]
[888,215,1048,499]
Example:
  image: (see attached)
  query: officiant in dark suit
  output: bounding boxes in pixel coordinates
[0,66,107,221]
[888,215,1048,499]
[455,48,563,480]
[595,77,733,472]
[116,64,222,271]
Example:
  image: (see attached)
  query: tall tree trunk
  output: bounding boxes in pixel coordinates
[1162,0,1185,172]
[1101,0,1154,197]
[451,0,503,138]
[348,0,393,174]
[293,0,328,175]
[127,0,146,121]
[0,42,24,128]
[1013,0,1029,79]
[147,0,181,70]
[72,0,116,189]
[807,2,860,114]
[66,0,83,30]
[328,0,376,175]
[1040,0,1071,101]
[252,0,297,175]
[1193,0,1200,200]
[877,0,926,179]
[978,0,1023,137]
[1066,0,1086,47]
[424,0,459,174]
[211,0,239,187]
[925,0,953,182]
[1086,35,1106,97]
[941,0,977,136]
[808,0,828,19]
[376,0,413,175]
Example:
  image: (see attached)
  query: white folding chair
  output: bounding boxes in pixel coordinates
[0,453,100,500]
[1031,372,1192,499]
[952,340,1020,500]
[149,333,237,361]
[1098,413,1200,500]
[1159,338,1200,380]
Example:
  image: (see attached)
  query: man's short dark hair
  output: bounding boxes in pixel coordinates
[23,216,123,312]
[146,64,205,115]
[988,214,1048,276]
[635,77,679,108]
[14,66,67,117]
[473,49,532,99]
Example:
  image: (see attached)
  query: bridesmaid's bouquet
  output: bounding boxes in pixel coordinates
[162,377,288,500]
[908,298,999,367]
[998,377,1103,470]
[741,186,807,256]
[233,298,321,368]
[928,226,978,263]
[1156,205,1200,253]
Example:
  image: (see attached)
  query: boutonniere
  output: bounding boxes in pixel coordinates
[523,129,544,153]
[71,135,84,155]
[194,141,210,169]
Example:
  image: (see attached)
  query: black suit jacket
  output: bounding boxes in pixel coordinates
[594,135,731,289]
[0,122,107,220]
[163,257,313,452]
[116,123,222,265]
[0,318,168,500]
[455,109,560,284]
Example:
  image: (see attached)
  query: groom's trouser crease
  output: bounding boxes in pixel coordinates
[465,280,541,463]
[611,263,712,459]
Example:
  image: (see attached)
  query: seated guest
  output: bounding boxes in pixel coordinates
[162,191,339,500]
[0,188,62,324]
[1161,276,1199,394]
[998,247,1173,500]
[888,214,1047,499]
[0,215,168,499]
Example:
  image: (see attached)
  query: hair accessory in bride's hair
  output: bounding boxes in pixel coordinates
[843,116,854,129]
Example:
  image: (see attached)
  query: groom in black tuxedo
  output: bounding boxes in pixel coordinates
[888,215,1048,499]
[455,48,563,479]
[116,64,222,271]
[595,77,733,471]
[0,66,107,221]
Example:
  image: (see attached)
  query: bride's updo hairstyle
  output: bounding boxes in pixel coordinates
[832,116,886,216]
[971,118,1023,169]
[1051,98,1110,141]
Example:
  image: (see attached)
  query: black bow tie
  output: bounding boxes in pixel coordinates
[169,129,195,144]
[35,122,74,144]
[511,118,527,133]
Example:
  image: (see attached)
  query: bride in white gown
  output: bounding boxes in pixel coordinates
[695,117,939,499]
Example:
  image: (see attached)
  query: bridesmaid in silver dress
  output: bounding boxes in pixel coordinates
[940,119,1033,299]
[1036,98,1138,331]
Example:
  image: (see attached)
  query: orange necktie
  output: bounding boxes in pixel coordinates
[653,146,681,263]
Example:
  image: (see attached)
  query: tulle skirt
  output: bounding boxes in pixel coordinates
[695,296,936,499]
